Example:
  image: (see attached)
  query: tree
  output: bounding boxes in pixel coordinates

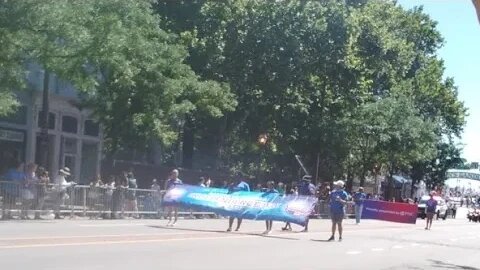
[0,1,236,167]
[157,0,466,183]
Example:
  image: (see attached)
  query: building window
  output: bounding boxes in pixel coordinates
[62,116,78,134]
[0,106,27,125]
[37,111,56,130]
[84,120,100,137]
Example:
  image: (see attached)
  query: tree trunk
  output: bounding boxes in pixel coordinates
[386,168,395,201]
[359,167,366,188]
[182,116,194,169]
[346,170,354,193]
[38,70,50,168]
[214,116,227,170]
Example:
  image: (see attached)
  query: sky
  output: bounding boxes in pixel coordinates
[397,0,480,162]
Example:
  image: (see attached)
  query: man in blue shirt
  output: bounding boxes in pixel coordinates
[297,175,316,232]
[328,180,349,241]
[227,177,250,232]
[353,187,366,224]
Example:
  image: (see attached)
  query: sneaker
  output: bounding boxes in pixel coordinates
[327,236,335,241]
[226,228,232,232]
[339,237,342,242]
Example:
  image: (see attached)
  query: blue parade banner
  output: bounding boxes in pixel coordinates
[163,185,317,226]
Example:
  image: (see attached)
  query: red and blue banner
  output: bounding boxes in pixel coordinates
[362,200,417,224]
[163,185,317,226]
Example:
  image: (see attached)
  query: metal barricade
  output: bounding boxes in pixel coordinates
[0,180,219,220]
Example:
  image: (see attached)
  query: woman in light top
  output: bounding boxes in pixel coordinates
[164,169,183,226]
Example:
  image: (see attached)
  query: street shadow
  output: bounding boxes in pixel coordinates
[429,260,480,270]
[310,239,335,242]
[148,225,226,234]
[248,233,300,241]
[148,225,300,240]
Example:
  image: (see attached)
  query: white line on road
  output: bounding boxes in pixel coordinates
[79,223,147,227]
[450,238,458,242]
[410,243,421,247]
[346,251,362,255]
[0,232,200,241]
[0,235,258,250]
[392,245,403,249]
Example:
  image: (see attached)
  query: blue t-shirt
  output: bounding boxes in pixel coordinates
[298,180,316,196]
[426,199,438,213]
[166,178,183,190]
[330,189,349,214]
[1,169,26,195]
[353,192,366,206]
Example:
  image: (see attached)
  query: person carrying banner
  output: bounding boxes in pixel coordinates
[164,169,183,226]
[353,187,366,224]
[227,177,250,232]
[425,192,438,230]
[263,181,279,235]
[328,180,348,242]
[297,175,316,232]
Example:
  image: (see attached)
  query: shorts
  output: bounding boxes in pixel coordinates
[331,212,344,223]
[426,212,435,219]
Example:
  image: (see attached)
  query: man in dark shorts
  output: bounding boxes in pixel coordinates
[425,192,438,230]
[328,180,348,241]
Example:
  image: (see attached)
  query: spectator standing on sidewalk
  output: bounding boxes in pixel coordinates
[1,161,25,220]
[53,167,75,219]
[112,176,127,219]
[124,172,139,219]
[21,163,38,219]
[34,167,49,220]
[353,187,366,225]
[151,179,162,218]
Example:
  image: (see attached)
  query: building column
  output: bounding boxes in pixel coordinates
[52,134,61,178]
[25,99,37,164]
[96,139,102,177]
[75,139,82,183]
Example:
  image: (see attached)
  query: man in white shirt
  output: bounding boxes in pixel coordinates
[53,167,75,219]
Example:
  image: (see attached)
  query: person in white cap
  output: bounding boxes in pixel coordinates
[328,180,348,241]
[53,167,75,219]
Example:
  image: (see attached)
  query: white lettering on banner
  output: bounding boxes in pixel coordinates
[365,207,414,217]
[188,193,282,210]
[0,129,24,142]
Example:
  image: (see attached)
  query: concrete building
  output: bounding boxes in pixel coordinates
[0,64,102,183]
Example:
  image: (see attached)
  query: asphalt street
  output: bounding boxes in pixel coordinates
[0,209,479,270]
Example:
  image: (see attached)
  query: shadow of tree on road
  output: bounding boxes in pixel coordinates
[429,260,480,270]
